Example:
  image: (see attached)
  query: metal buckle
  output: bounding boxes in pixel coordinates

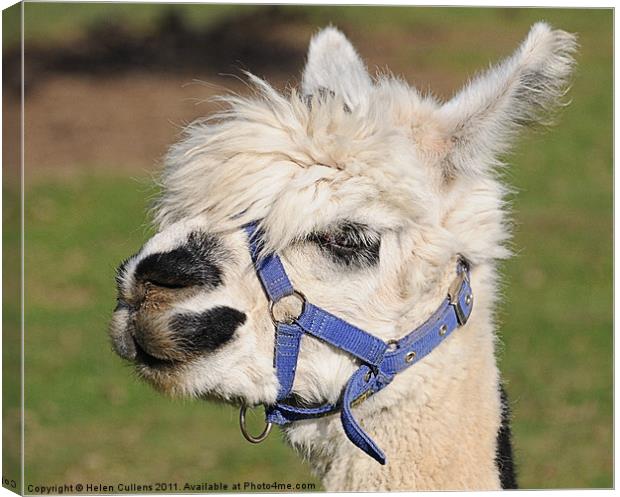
[269,290,306,325]
[239,405,272,444]
[447,268,470,326]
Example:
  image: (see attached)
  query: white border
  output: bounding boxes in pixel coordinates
[0,2,614,497]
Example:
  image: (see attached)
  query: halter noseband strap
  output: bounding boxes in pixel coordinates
[243,222,474,465]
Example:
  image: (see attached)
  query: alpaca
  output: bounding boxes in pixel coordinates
[110,24,576,490]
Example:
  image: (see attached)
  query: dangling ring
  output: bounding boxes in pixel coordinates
[239,405,272,444]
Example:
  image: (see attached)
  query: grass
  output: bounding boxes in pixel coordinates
[3,173,22,490]
[8,4,612,491]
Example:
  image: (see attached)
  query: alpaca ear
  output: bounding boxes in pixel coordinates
[301,27,373,109]
[437,22,577,180]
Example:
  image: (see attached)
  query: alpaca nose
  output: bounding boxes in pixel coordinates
[110,305,247,366]
[111,231,235,364]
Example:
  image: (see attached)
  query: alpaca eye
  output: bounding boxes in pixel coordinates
[318,232,358,250]
[309,222,380,267]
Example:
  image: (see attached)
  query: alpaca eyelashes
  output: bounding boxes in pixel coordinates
[308,222,381,267]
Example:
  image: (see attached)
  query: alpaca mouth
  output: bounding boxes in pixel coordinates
[133,337,178,368]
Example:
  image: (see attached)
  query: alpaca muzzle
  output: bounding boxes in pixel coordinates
[111,231,243,368]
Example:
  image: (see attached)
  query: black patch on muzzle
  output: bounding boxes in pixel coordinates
[170,306,246,353]
[134,232,223,289]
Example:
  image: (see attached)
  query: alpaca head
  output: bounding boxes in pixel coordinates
[110,25,575,408]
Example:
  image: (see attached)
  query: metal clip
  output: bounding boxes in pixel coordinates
[447,268,471,326]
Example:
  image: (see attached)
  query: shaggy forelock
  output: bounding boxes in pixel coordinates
[153,74,440,252]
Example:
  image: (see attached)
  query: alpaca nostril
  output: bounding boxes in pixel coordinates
[114,298,137,312]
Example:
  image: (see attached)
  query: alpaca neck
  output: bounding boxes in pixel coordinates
[286,266,504,490]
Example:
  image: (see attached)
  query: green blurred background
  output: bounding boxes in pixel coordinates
[3,3,612,491]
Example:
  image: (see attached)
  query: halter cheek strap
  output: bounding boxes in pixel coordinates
[243,222,473,465]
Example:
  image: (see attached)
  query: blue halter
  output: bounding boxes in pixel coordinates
[243,222,473,465]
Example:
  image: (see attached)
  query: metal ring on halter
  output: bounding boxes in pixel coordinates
[239,405,273,444]
[268,290,307,325]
